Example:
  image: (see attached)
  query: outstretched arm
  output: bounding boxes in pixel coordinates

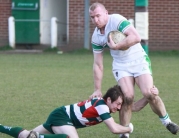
[132,97,148,112]
[132,86,159,112]
[89,52,103,99]
[104,117,133,134]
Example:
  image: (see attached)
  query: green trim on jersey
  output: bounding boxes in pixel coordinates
[92,43,108,52]
[145,55,152,74]
[118,20,131,32]
[92,43,103,49]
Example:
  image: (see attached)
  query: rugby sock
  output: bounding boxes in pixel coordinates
[159,113,171,126]
[0,124,23,138]
[119,133,129,138]
[0,124,68,138]
[39,134,68,138]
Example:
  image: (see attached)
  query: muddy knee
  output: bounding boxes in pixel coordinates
[123,96,134,105]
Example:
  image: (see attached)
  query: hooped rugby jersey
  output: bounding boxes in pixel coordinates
[91,14,146,62]
[64,98,111,128]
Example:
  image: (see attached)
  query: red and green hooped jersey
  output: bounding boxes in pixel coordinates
[65,98,111,128]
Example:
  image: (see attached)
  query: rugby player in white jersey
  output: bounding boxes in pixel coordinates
[89,2,179,138]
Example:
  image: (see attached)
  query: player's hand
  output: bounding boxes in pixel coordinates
[107,35,117,50]
[89,90,102,99]
[150,85,159,95]
[128,123,134,133]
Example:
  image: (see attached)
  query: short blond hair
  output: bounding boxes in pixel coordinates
[89,2,106,11]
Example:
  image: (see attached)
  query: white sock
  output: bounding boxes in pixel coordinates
[159,113,171,126]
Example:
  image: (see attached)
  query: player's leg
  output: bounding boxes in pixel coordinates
[118,76,135,125]
[112,62,135,138]
[0,124,26,138]
[52,125,79,138]
[33,124,51,134]
[136,74,167,115]
[117,76,135,138]
[32,105,74,138]
[136,74,179,134]
[0,124,40,138]
[33,125,68,138]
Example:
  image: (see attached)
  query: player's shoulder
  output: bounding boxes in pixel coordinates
[109,14,127,21]
[92,97,106,106]
[92,27,98,36]
[91,28,101,44]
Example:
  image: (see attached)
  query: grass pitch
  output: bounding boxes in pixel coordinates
[0,50,179,138]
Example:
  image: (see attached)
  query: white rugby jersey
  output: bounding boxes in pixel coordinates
[65,98,111,128]
[91,14,146,62]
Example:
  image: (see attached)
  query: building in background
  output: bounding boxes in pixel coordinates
[0,0,179,51]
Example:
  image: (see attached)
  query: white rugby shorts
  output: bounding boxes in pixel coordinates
[112,55,152,82]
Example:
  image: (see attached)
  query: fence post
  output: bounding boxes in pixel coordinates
[135,0,149,54]
[51,17,58,48]
[84,0,90,49]
[8,16,15,48]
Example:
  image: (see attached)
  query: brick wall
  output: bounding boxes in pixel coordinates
[0,0,11,46]
[0,0,178,51]
[67,0,135,51]
[67,0,85,50]
[68,0,179,51]
[149,0,179,51]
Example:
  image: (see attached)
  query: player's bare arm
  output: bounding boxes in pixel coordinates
[132,86,159,112]
[104,117,133,134]
[132,97,148,112]
[90,52,103,99]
